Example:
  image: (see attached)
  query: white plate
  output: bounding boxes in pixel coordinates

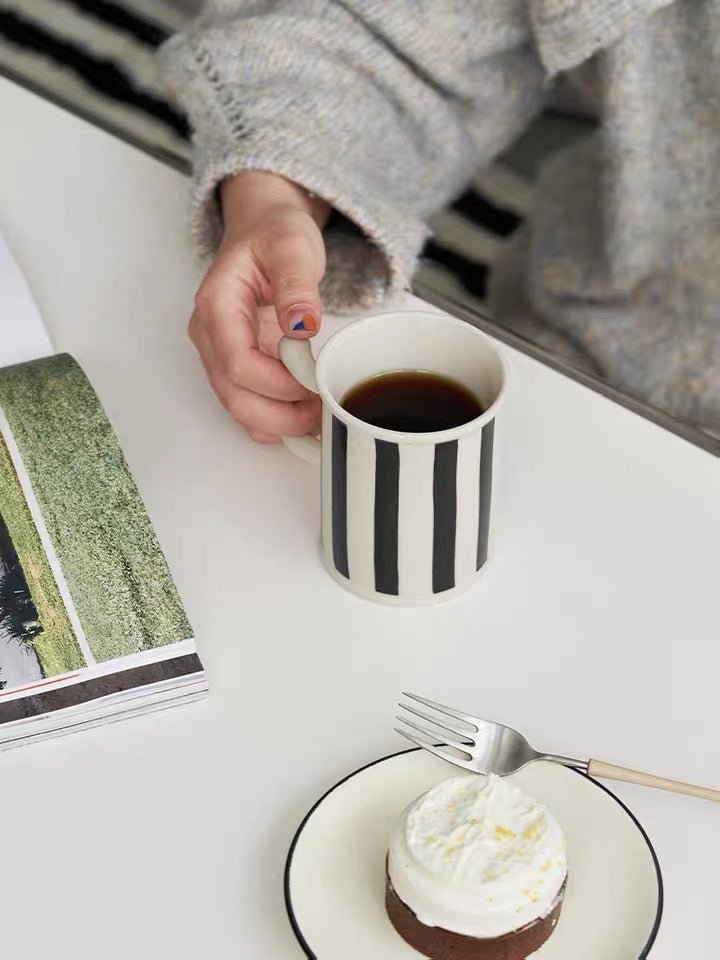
[285,749,662,959]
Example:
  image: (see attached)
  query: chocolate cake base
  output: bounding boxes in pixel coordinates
[385,874,566,960]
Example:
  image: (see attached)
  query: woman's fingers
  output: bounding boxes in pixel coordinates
[191,261,312,402]
[190,319,320,443]
[209,370,321,436]
[218,334,311,402]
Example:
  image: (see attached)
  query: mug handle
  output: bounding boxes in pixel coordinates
[279,337,321,464]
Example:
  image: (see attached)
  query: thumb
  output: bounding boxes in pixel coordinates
[264,231,324,339]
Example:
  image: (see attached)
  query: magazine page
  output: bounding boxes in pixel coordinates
[0,233,53,367]
[0,352,203,728]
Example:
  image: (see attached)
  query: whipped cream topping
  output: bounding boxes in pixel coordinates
[388,774,567,939]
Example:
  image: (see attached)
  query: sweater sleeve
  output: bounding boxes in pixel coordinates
[159,0,546,311]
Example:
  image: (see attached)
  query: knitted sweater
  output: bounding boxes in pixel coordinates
[160,1,720,431]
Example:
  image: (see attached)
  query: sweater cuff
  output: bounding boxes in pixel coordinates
[157,21,430,313]
[189,146,426,312]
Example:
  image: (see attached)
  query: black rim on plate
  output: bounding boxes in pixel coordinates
[284,747,664,960]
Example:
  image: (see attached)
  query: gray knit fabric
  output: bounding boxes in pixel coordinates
[161,0,720,431]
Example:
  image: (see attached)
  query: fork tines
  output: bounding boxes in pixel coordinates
[396,692,478,771]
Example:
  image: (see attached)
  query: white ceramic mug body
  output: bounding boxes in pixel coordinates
[282,310,506,606]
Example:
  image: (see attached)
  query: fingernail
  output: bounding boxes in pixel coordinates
[288,308,318,333]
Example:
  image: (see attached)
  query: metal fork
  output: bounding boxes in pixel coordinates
[396,692,720,802]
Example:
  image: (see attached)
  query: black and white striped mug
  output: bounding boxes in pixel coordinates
[280,310,507,605]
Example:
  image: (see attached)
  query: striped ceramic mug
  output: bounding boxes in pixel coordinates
[280,310,507,605]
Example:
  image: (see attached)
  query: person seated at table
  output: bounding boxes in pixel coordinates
[160,0,720,444]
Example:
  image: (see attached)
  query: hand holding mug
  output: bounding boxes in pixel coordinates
[189,171,329,443]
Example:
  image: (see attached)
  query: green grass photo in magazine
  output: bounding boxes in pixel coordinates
[0,354,191,685]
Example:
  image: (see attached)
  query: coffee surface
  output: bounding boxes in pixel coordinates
[341,370,482,432]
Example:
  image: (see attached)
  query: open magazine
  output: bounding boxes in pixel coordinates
[0,234,206,749]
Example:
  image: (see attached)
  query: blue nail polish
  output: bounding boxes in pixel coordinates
[293,320,307,331]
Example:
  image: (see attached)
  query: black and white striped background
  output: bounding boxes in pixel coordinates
[0,0,591,328]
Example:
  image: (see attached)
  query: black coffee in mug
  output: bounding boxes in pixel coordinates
[341,370,483,433]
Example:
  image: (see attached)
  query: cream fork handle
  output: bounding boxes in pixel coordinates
[588,759,720,803]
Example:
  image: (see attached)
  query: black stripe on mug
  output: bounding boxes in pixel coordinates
[374,440,400,595]
[331,416,349,578]
[477,419,495,569]
[433,440,458,593]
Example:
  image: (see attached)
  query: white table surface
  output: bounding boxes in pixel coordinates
[1,77,718,959]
